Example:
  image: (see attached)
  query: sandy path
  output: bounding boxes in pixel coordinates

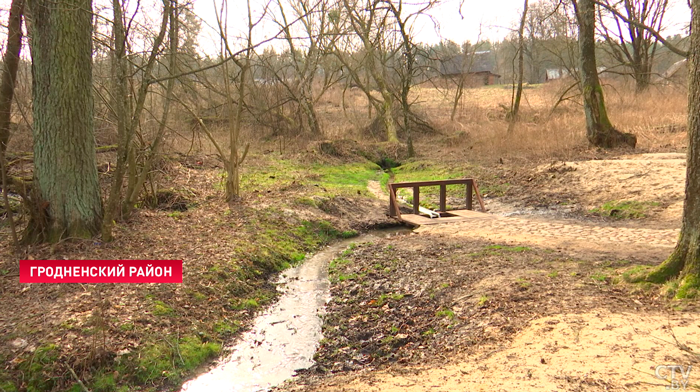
[294,311,699,392]
[418,212,679,262]
[333,164,697,392]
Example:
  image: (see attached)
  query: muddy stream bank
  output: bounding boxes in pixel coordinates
[180,227,411,392]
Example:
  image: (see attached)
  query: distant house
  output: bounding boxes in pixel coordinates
[654,59,687,86]
[545,68,570,81]
[439,51,501,87]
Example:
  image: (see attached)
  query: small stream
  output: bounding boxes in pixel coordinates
[180,227,411,392]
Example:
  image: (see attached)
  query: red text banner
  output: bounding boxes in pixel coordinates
[20,260,183,283]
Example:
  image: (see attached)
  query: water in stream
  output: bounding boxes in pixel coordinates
[180,228,410,392]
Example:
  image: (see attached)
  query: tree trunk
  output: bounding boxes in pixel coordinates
[576,0,637,148]
[102,0,129,242]
[123,0,176,215]
[509,0,529,132]
[635,60,652,93]
[0,0,24,249]
[450,75,465,121]
[638,0,700,297]
[299,92,321,135]
[26,0,102,241]
[0,0,24,161]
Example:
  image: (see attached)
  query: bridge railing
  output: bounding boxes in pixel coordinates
[388,179,486,218]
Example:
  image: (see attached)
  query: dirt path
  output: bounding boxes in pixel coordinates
[369,177,679,262]
[418,212,678,262]
[290,171,697,392]
[288,310,700,392]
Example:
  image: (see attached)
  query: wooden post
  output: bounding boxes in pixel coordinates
[413,186,420,215]
[388,184,396,216]
[466,181,473,210]
[389,184,401,217]
[439,184,446,212]
[473,180,486,212]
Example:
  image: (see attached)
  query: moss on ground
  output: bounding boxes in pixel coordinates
[242,158,382,198]
[589,200,659,219]
[2,208,355,392]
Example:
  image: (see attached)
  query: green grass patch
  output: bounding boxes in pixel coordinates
[213,320,241,336]
[470,244,532,257]
[152,300,175,317]
[191,291,207,301]
[241,158,382,198]
[590,272,609,282]
[311,161,382,196]
[590,200,659,219]
[334,273,358,282]
[341,243,358,257]
[485,245,531,252]
[241,215,355,273]
[622,265,652,282]
[17,344,59,392]
[0,367,17,392]
[329,257,352,273]
[167,211,183,220]
[375,293,405,307]
[92,371,117,392]
[676,273,700,299]
[436,308,456,320]
[126,335,220,386]
[294,197,317,207]
[516,278,531,288]
[229,298,260,311]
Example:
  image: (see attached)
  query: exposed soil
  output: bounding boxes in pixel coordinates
[276,151,700,392]
[2,137,698,392]
[0,153,394,391]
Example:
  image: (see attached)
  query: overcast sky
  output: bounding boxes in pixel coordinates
[191,0,531,55]
[191,0,691,56]
[0,0,689,56]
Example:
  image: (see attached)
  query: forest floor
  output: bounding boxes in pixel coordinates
[275,150,700,392]
[1,83,697,392]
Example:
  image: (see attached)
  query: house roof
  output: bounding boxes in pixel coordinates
[439,51,499,76]
[662,59,687,79]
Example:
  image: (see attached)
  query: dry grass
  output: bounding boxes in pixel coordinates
[8,79,685,163]
[410,79,687,161]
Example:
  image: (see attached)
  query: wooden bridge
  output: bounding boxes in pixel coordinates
[388,179,486,226]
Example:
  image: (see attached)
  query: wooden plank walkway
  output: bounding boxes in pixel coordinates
[389,179,487,226]
[397,209,487,226]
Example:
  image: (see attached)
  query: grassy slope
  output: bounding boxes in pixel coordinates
[0,156,384,392]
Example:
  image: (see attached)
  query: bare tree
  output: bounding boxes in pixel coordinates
[509,0,529,132]
[632,0,700,297]
[597,0,669,92]
[0,0,24,247]
[333,0,400,143]
[194,0,256,204]
[101,0,174,240]
[573,0,636,148]
[330,0,435,144]
[26,0,103,241]
[594,0,687,57]
[385,0,436,154]
[268,0,339,136]
[0,0,24,162]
